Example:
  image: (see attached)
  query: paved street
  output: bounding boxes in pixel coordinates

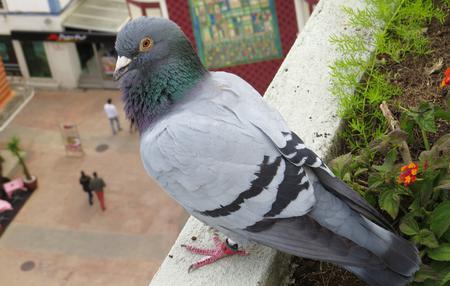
[0,89,188,286]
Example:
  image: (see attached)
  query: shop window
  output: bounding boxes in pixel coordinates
[22,41,52,78]
[0,39,21,76]
[98,42,117,79]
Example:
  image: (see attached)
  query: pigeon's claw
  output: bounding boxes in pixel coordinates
[188,254,224,273]
[182,235,249,273]
[181,244,217,256]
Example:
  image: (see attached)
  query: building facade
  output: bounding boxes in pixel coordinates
[0,0,130,89]
[0,0,316,92]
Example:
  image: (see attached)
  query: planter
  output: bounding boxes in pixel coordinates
[23,176,38,191]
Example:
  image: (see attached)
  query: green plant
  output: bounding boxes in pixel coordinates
[400,101,450,150]
[7,136,32,181]
[330,133,450,286]
[330,0,445,150]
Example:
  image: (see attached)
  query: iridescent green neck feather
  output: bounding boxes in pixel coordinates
[121,42,207,133]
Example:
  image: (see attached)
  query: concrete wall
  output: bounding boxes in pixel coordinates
[59,0,73,9]
[2,0,74,14]
[4,0,50,13]
[149,0,371,285]
[0,14,64,33]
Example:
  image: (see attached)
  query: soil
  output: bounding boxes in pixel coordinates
[286,258,367,286]
[286,2,449,286]
[380,1,450,157]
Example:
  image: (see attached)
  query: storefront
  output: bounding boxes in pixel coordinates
[10,30,117,88]
[2,0,131,89]
[60,0,130,88]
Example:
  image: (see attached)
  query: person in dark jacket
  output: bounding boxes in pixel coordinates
[89,172,106,211]
[79,171,93,205]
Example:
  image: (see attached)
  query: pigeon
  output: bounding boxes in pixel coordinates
[113,17,420,286]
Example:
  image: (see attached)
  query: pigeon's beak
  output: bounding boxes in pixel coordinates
[113,56,132,81]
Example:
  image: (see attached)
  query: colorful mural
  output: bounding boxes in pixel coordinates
[189,0,282,68]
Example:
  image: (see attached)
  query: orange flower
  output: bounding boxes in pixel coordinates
[441,68,450,88]
[397,162,419,187]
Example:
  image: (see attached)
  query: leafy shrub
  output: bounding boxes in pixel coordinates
[330,121,450,285]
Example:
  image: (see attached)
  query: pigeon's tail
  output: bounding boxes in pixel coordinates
[309,183,420,285]
[339,218,419,286]
[358,215,420,278]
[343,264,413,286]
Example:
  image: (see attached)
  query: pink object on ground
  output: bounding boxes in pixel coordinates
[3,178,26,199]
[0,200,13,213]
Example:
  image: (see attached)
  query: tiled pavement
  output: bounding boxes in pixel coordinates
[0,89,188,286]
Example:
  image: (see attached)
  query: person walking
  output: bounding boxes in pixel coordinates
[104,98,122,135]
[79,171,93,205]
[89,172,106,211]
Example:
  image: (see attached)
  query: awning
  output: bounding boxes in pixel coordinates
[62,0,130,33]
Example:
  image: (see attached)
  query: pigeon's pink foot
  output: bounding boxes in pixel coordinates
[181,235,248,272]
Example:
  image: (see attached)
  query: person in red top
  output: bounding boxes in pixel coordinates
[89,172,106,211]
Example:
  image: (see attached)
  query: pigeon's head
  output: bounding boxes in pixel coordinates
[114,17,201,81]
[113,17,207,133]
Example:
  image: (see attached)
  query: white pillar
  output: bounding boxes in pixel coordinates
[294,0,312,33]
[12,40,30,79]
[45,42,81,89]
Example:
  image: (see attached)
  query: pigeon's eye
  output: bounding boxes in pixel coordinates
[139,37,153,52]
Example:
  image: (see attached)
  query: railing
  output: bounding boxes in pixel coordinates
[149,0,371,285]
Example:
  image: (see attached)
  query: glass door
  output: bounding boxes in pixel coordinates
[21,41,52,78]
[97,42,117,80]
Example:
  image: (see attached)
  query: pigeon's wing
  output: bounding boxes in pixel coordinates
[211,72,393,231]
[234,215,386,269]
[140,100,317,231]
[273,131,394,231]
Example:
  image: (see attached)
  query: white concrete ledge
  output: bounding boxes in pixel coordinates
[150,0,369,285]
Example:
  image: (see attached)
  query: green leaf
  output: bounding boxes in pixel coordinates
[410,176,436,207]
[409,197,421,212]
[443,230,450,243]
[435,108,450,122]
[419,108,437,133]
[430,261,450,286]
[419,134,450,169]
[343,172,352,183]
[428,243,450,261]
[413,229,439,248]
[368,129,408,153]
[440,270,450,286]
[368,172,385,191]
[379,190,400,219]
[400,216,420,236]
[329,153,353,179]
[354,168,368,177]
[414,265,439,282]
[400,113,415,143]
[430,201,450,238]
[435,179,450,191]
[372,149,398,174]
[385,148,398,168]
